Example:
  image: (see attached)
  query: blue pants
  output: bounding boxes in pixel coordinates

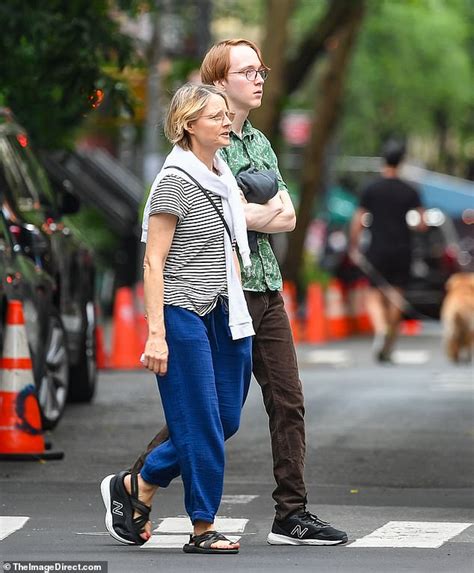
[140,301,252,524]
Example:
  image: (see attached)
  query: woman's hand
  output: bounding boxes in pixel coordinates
[143,335,169,376]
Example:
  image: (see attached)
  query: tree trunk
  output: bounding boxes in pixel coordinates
[251,0,296,137]
[254,0,364,141]
[285,0,364,94]
[283,2,365,283]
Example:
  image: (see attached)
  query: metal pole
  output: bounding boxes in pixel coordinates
[143,4,164,187]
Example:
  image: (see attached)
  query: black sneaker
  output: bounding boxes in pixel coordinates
[100,471,150,546]
[267,511,348,546]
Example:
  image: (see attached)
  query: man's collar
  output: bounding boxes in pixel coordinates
[231,119,255,140]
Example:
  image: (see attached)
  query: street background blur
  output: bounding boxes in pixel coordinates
[1,0,472,305]
[1,2,473,571]
[1,0,473,457]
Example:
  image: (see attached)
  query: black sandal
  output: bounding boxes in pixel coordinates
[183,530,239,554]
[101,470,151,545]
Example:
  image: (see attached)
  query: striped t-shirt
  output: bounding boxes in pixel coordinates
[148,174,227,316]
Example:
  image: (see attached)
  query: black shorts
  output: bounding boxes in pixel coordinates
[365,251,411,288]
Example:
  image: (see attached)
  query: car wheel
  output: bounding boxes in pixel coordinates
[68,300,97,402]
[36,310,70,430]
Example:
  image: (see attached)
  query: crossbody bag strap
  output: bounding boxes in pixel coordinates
[164,165,232,241]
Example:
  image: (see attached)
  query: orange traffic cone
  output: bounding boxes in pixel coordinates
[0,300,63,460]
[282,281,300,343]
[351,278,373,334]
[110,287,141,369]
[306,283,327,343]
[326,279,351,339]
[400,319,422,336]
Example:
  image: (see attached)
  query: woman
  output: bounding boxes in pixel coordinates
[100,84,254,554]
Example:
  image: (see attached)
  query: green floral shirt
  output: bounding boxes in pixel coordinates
[220,120,286,292]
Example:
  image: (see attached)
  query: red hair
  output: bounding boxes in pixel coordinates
[200,39,269,85]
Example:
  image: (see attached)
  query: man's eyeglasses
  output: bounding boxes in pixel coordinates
[201,110,236,123]
[229,68,269,82]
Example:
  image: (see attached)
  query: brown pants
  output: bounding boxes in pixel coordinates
[131,290,307,520]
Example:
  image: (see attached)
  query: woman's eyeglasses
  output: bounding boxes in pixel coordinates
[229,68,269,82]
[201,110,236,123]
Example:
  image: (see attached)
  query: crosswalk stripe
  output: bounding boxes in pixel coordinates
[305,350,351,366]
[349,521,472,548]
[303,349,432,366]
[0,516,29,541]
[221,495,259,504]
[154,517,248,534]
[392,350,430,364]
[142,534,241,549]
[13,515,473,551]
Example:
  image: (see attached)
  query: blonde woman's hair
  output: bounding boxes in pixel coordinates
[164,84,229,150]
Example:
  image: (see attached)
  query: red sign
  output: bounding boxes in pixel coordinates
[281,112,312,146]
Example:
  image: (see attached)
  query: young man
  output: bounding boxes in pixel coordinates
[350,141,425,362]
[131,39,348,546]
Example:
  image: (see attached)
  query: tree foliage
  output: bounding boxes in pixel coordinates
[341,0,473,159]
[237,0,471,280]
[0,0,136,149]
[248,0,471,168]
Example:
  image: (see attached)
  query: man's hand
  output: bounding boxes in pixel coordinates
[243,191,296,233]
[243,196,283,230]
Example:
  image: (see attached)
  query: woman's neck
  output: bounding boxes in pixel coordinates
[190,144,216,172]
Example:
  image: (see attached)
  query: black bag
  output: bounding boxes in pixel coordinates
[236,167,279,204]
[236,168,279,252]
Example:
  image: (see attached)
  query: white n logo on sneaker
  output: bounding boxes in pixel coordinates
[291,525,309,539]
[112,501,124,516]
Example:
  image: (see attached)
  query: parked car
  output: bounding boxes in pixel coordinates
[0,205,70,429]
[0,110,97,425]
[404,208,460,318]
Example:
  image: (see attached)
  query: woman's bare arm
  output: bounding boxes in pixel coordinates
[142,212,177,375]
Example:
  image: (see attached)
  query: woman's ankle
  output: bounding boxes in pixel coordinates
[124,473,158,503]
[193,521,214,536]
[137,474,158,498]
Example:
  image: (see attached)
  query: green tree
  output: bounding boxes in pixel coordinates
[341,0,473,170]
[250,0,365,283]
[0,0,136,149]
[218,0,471,282]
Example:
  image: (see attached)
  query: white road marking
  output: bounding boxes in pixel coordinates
[433,372,473,383]
[305,350,351,366]
[221,495,258,504]
[142,534,241,549]
[0,516,29,541]
[75,532,110,536]
[349,521,472,548]
[431,371,473,392]
[432,383,474,392]
[154,517,248,534]
[392,350,430,365]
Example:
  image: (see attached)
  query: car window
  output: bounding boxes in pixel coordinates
[8,133,56,209]
[0,136,46,227]
[0,211,13,259]
[0,136,41,210]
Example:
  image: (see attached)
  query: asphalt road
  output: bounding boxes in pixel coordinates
[1,327,473,573]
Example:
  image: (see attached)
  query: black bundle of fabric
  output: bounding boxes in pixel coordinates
[236,168,279,252]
